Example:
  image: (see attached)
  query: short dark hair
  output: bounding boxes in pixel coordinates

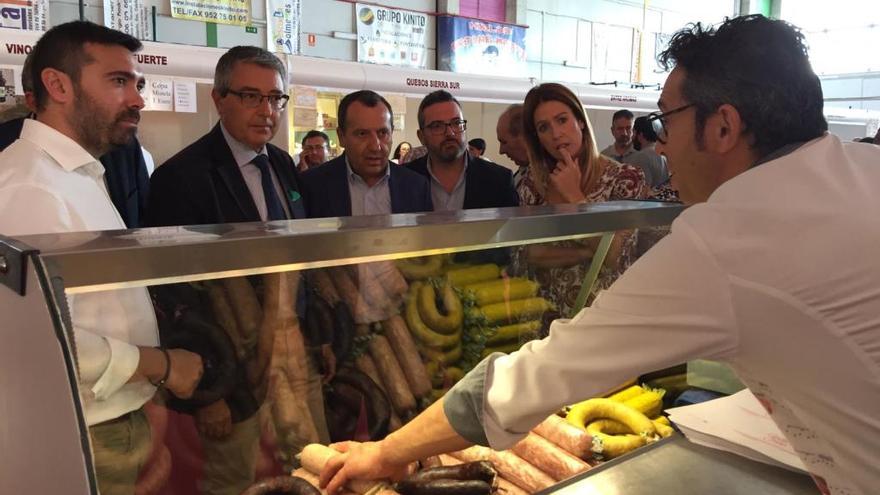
[338,90,393,132]
[612,109,634,122]
[417,90,462,129]
[633,116,658,142]
[468,138,486,152]
[30,21,142,111]
[658,14,827,158]
[301,130,329,146]
[214,46,287,95]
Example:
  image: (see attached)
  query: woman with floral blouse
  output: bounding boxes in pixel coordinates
[516,83,647,330]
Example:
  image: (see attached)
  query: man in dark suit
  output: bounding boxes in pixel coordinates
[299,90,432,218]
[406,90,519,211]
[145,46,323,495]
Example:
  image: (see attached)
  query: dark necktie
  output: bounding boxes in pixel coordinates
[252,154,286,221]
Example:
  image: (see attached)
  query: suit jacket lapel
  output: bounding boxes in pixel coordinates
[208,125,261,221]
[388,162,404,214]
[333,158,353,217]
[463,154,479,209]
[267,146,305,219]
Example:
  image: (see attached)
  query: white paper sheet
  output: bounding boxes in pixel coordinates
[667,389,807,473]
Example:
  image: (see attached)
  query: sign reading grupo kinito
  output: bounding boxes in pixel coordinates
[355,3,428,69]
[170,0,250,26]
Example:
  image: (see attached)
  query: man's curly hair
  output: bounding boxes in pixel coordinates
[658,15,827,158]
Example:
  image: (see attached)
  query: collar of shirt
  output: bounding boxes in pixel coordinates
[344,154,391,188]
[20,118,102,175]
[220,122,268,167]
[752,140,808,168]
[426,154,468,191]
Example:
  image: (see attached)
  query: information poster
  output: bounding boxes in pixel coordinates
[266,0,300,54]
[355,3,428,69]
[0,0,47,31]
[104,0,152,40]
[143,78,174,112]
[437,15,526,77]
[170,0,249,26]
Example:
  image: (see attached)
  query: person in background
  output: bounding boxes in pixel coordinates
[300,129,330,171]
[496,104,530,191]
[516,83,646,326]
[600,108,637,163]
[406,90,518,211]
[391,141,411,163]
[145,45,325,495]
[299,90,432,218]
[628,115,670,188]
[0,21,203,495]
[319,15,880,495]
[467,137,486,158]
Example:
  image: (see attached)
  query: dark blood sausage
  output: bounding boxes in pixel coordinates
[334,368,392,440]
[395,479,492,495]
[405,461,497,484]
[240,475,321,495]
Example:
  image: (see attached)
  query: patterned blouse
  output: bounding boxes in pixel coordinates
[515,161,647,331]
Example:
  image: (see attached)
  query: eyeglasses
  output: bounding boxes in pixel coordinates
[423,119,467,136]
[647,104,694,144]
[227,90,290,110]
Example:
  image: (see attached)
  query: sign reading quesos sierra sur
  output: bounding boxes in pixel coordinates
[355,3,428,69]
[170,0,250,26]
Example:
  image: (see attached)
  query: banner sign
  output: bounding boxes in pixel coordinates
[170,0,249,26]
[0,0,47,31]
[266,0,300,54]
[355,3,428,69]
[437,15,526,77]
[104,0,152,40]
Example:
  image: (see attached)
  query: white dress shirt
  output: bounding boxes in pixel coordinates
[447,134,880,495]
[0,119,158,426]
[345,156,391,216]
[426,157,467,211]
[220,123,290,221]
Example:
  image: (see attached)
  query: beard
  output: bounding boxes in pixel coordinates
[71,85,140,156]
[433,139,466,162]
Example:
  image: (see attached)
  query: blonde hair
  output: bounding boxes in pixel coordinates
[522,83,611,197]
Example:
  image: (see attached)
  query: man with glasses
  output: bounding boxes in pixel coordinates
[319,16,880,495]
[299,129,330,172]
[299,90,432,218]
[145,46,324,495]
[406,90,519,211]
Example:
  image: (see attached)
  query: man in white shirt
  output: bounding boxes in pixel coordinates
[0,21,203,495]
[320,15,880,495]
[496,104,530,192]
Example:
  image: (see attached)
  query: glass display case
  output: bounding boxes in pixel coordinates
[9,199,808,495]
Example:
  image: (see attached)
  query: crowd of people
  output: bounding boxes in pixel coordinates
[0,13,877,495]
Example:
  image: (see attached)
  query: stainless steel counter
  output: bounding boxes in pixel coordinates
[541,435,818,495]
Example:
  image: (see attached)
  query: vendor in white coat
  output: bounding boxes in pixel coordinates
[320,15,880,495]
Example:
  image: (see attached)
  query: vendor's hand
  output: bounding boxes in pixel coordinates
[321,344,337,385]
[320,441,411,495]
[195,399,233,439]
[548,149,587,204]
[165,348,203,399]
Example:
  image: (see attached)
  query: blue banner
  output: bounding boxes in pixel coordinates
[437,15,527,77]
